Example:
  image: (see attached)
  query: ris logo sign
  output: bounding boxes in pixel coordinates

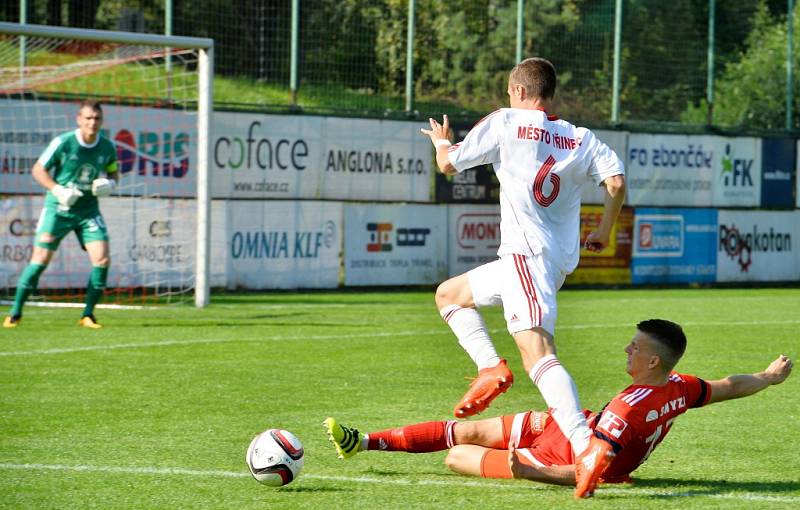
[112,129,191,178]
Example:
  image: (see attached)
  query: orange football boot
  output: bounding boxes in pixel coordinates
[574,436,616,499]
[453,359,513,418]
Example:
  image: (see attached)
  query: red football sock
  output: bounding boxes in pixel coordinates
[367,421,456,453]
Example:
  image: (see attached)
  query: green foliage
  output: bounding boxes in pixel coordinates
[682,1,800,129]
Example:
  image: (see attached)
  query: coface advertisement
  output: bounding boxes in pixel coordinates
[344,204,448,286]
[760,138,795,209]
[631,208,717,284]
[566,205,633,284]
[212,112,432,202]
[447,204,501,277]
[717,210,799,282]
[225,201,342,289]
[0,98,198,197]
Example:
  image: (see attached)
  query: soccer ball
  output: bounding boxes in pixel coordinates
[246,428,305,486]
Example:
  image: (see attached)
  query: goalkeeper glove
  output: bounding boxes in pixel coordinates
[52,184,84,208]
[92,178,116,197]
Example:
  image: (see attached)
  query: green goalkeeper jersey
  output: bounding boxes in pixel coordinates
[40,129,118,214]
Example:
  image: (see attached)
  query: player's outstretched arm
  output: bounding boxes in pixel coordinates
[706,355,793,404]
[507,445,576,486]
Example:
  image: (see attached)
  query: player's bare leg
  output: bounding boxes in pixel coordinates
[79,240,110,329]
[4,245,54,327]
[513,328,591,456]
[445,444,492,476]
[446,417,520,476]
[437,274,511,418]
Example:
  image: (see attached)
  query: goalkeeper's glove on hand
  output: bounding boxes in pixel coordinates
[52,184,84,208]
[92,178,116,197]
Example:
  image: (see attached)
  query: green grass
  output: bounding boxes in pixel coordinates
[1,288,799,509]
[3,41,479,118]
[0,41,483,119]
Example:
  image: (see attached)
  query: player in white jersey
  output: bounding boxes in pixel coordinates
[421,58,626,465]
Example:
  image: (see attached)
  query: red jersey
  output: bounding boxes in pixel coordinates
[519,372,711,480]
[589,372,711,481]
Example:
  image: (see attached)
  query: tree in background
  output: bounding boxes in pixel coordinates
[682,1,799,129]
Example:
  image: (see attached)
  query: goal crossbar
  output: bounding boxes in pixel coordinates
[0,22,212,49]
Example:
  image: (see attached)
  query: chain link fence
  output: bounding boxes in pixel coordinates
[2,0,797,130]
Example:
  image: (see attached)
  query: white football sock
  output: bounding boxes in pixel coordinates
[439,304,500,370]
[529,354,591,456]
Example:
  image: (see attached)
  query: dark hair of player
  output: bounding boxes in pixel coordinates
[636,319,687,372]
[509,57,557,100]
[79,100,103,115]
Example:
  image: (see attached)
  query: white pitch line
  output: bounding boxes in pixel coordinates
[0,330,449,357]
[0,463,796,503]
[2,319,799,358]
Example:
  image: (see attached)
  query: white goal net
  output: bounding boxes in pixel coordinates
[0,22,212,307]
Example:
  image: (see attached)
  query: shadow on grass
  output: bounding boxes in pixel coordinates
[279,486,349,493]
[135,321,374,330]
[605,477,800,498]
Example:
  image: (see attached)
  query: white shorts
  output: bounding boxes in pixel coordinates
[467,253,566,336]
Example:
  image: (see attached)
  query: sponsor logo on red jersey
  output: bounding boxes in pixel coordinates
[597,410,628,439]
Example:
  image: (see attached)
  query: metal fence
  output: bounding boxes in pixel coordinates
[3,0,797,130]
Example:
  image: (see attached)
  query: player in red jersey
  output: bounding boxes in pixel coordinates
[324,319,793,498]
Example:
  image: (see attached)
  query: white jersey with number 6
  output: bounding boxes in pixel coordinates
[448,108,624,273]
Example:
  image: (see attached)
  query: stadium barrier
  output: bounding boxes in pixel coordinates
[3,108,800,292]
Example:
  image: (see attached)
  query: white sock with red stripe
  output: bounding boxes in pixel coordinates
[439,304,500,370]
[529,354,591,456]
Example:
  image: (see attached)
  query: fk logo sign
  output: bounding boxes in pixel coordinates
[720,144,753,188]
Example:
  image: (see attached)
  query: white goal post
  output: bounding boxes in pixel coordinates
[0,22,213,308]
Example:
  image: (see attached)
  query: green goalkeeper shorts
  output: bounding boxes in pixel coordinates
[34,205,109,251]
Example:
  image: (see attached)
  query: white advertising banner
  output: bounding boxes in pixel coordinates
[0,196,223,290]
[344,204,448,285]
[225,201,342,289]
[104,198,229,289]
[447,204,500,277]
[0,98,198,197]
[717,210,799,282]
[0,195,103,289]
[212,112,432,201]
[627,134,762,207]
[1,196,43,288]
[626,134,716,206]
[581,129,628,205]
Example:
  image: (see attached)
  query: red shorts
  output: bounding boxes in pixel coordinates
[479,410,586,479]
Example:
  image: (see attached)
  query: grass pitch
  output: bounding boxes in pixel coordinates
[1,287,798,509]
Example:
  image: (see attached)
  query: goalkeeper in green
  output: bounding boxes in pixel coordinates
[4,100,118,329]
